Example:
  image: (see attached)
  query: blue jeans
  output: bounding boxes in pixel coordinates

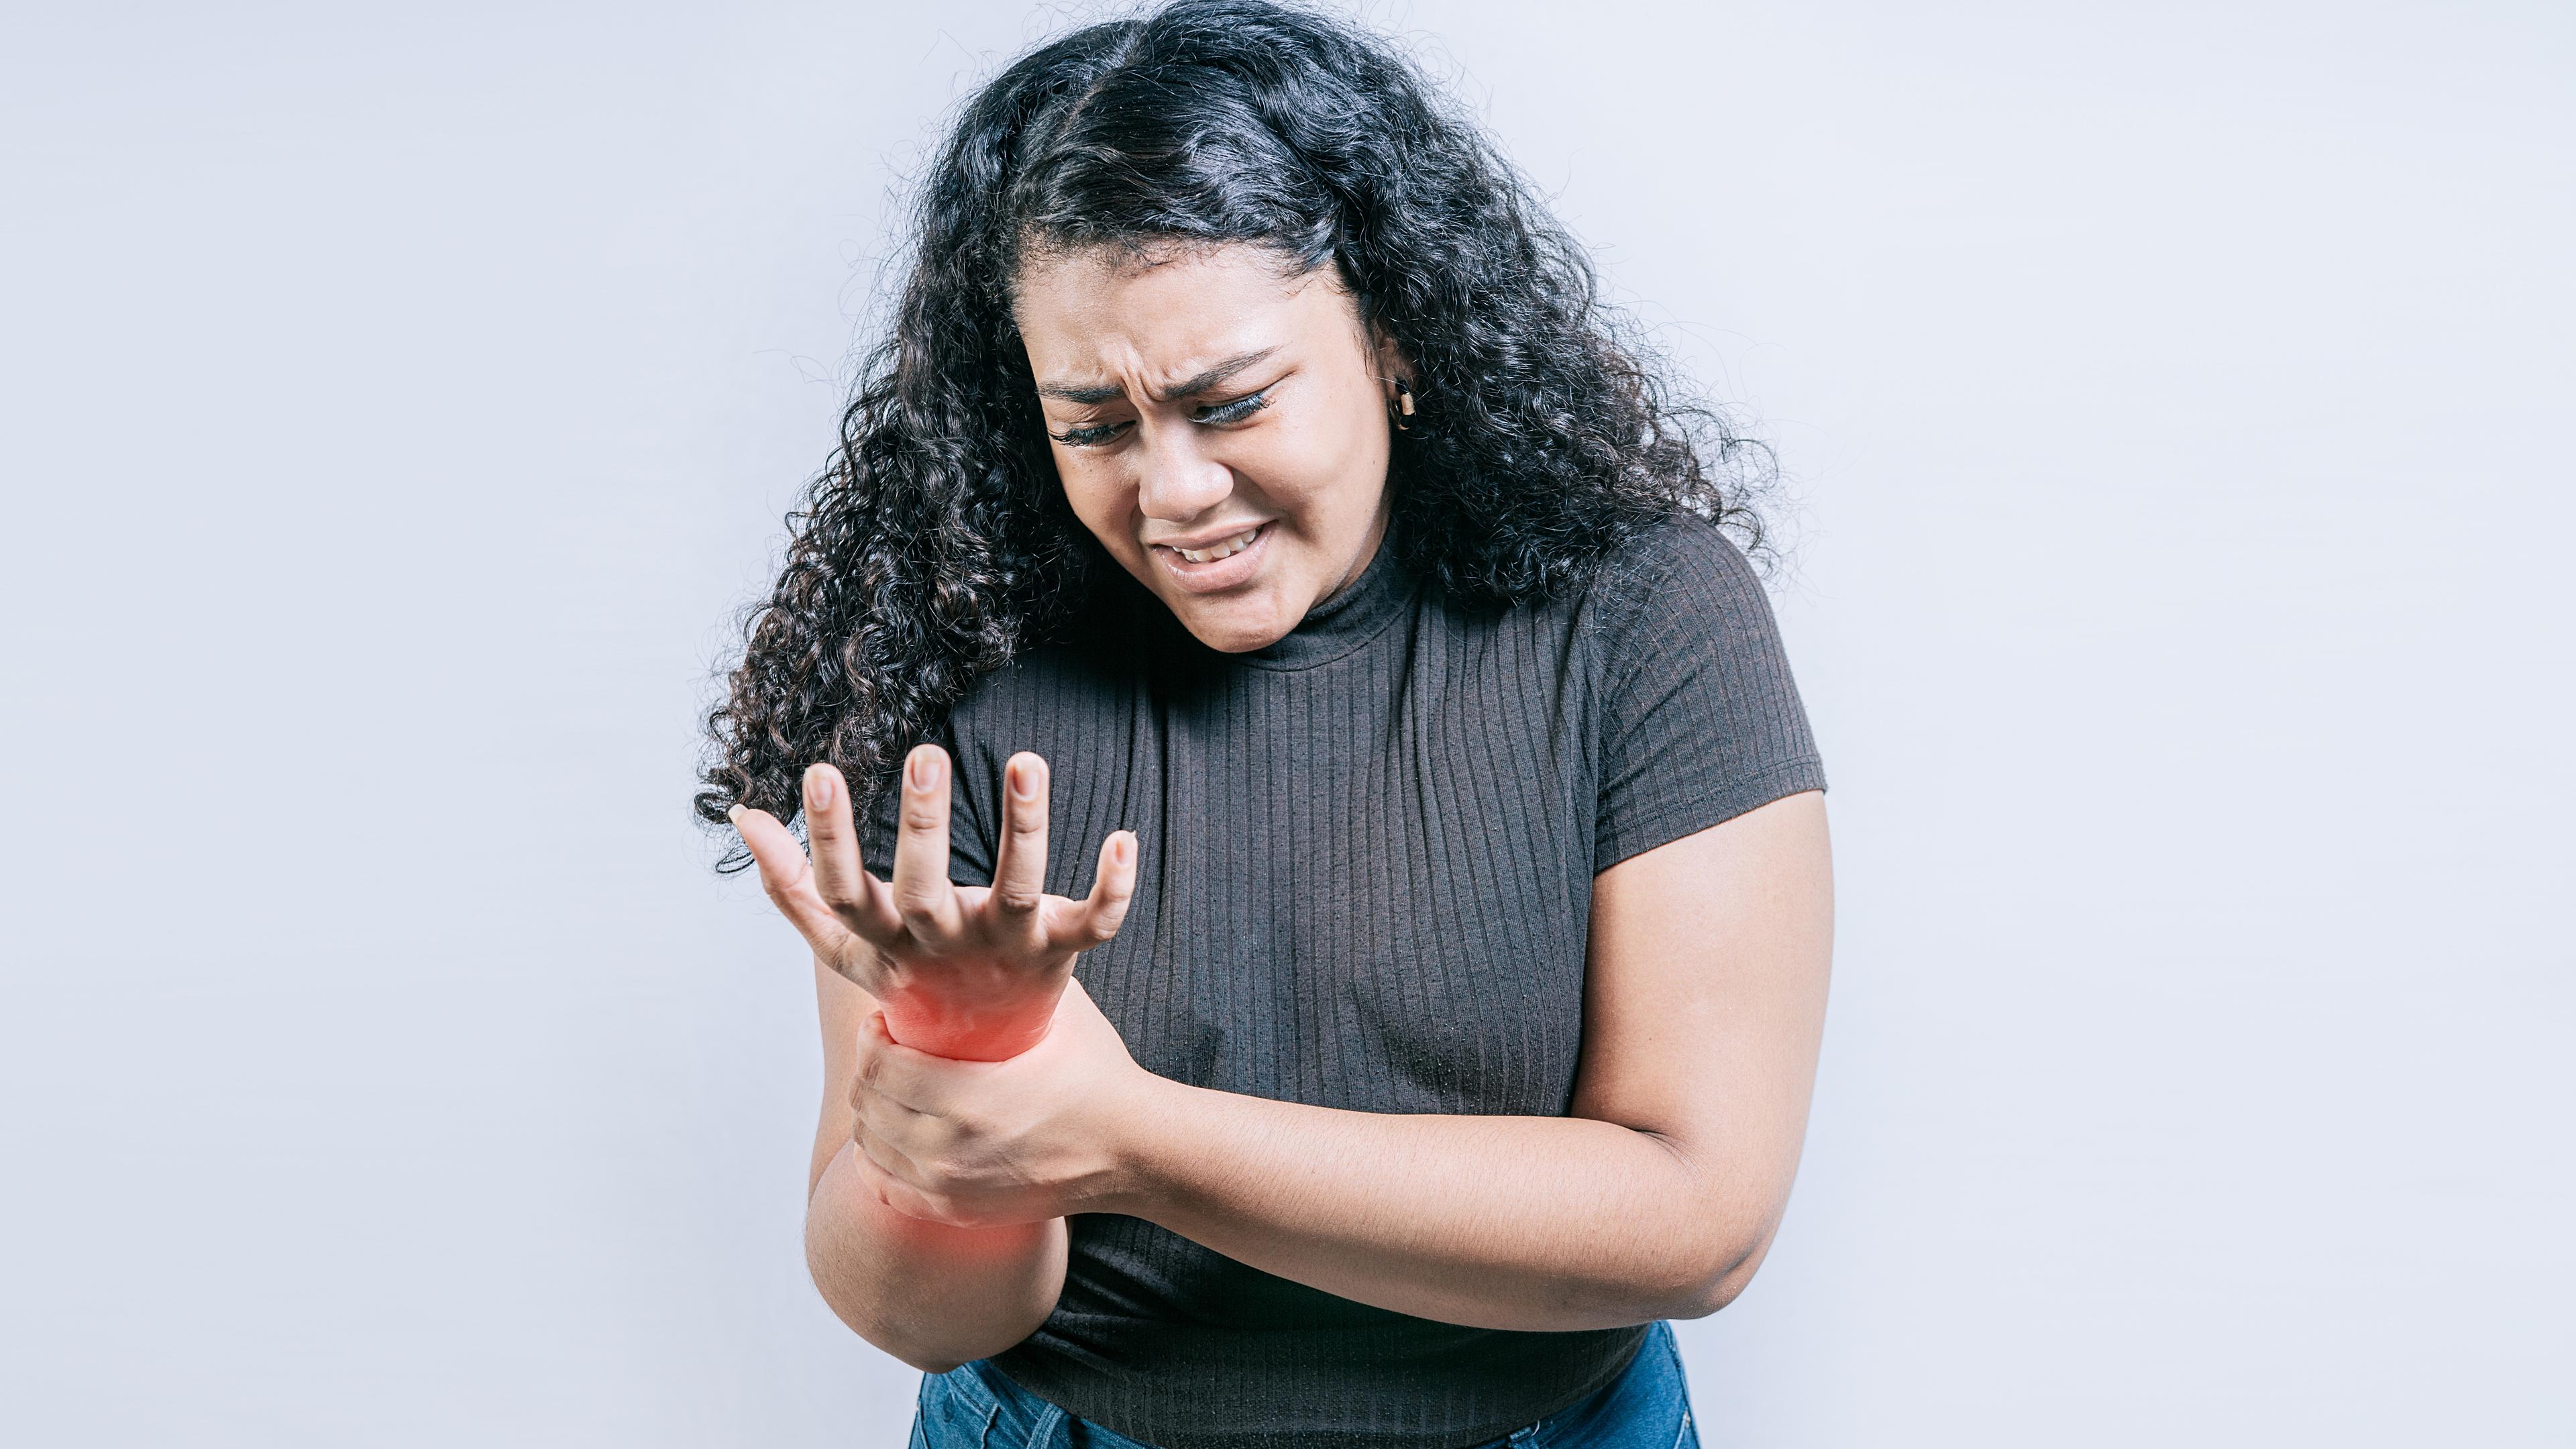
[908,1320,1701,1449]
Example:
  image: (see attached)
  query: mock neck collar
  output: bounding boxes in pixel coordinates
[1237,528,1415,671]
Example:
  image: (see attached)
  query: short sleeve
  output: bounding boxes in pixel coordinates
[1591,515,1827,873]
[857,712,996,889]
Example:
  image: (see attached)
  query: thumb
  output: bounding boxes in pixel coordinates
[729,803,859,961]
[729,804,809,892]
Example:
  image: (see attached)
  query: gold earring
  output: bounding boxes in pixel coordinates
[1393,378,1415,431]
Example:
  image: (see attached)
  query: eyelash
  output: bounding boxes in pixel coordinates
[1050,389,1272,447]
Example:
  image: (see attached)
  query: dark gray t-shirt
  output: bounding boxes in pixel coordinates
[865,508,1826,1449]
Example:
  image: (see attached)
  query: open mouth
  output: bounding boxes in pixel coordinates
[1149,521,1272,592]
[1165,526,1262,564]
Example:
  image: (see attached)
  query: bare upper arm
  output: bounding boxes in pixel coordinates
[1568,789,1835,1302]
[810,954,881,1200]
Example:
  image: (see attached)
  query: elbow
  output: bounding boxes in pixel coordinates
[802,1222,896,1364]
[802,1191,965,1375]
[1686,1260,1761,1319]
[1635,1128,1806,1322]
[1668,1220,1785,1320]
[802,1170,1059,1375]
[893,1348,969,1376]
[804,1226,972,1375]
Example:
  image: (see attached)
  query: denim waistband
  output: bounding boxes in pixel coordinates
[910,1318,1696,1449]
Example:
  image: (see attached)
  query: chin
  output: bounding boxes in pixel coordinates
[1165,594,1293,653]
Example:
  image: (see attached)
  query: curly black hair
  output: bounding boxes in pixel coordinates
[696,0,1774,869]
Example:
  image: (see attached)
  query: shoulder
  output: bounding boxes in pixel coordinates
[1576,511,1825,869]
[1574,509,1772,662]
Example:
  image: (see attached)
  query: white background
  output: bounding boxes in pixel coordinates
[3,2,2567,1444]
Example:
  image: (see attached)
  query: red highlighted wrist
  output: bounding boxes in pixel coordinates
[875,979,1065,1061]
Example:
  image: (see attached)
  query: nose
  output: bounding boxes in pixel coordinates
[1133,420,1234,523]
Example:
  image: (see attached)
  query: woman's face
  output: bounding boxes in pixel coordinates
[1012,241,1407,653]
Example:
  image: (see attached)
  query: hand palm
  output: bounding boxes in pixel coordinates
[731,745,1136,1061]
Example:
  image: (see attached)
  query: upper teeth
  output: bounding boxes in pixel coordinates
[1173,528,1258,563]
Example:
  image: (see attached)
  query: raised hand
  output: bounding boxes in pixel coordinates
[731,743,1137,1061]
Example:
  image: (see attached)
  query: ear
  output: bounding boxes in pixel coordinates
[1369,323,1415,392]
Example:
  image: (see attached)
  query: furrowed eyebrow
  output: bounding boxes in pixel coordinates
[1035,347,1279,406]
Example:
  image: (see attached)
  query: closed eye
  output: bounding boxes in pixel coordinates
[1193,388,1272,426]
[1049,419,1127,447]
[1047,388,1275,448]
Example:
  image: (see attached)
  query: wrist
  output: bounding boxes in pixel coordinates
[875,970,1067,1061]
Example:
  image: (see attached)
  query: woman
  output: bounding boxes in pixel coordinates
[703,3,1833,1446]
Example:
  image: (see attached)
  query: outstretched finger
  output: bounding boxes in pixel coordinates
[985,752,1051,945]
[1046,829,1138,951]
[802,763,902,945]
[887,743,967,945]
[729,802,861,961]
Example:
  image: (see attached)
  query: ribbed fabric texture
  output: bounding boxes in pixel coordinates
[863,508,1827,1449]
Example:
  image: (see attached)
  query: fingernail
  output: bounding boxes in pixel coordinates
[909,749,940,791]
[726,803,745,828]
[806,765,834,808]
[1010,759,1038,801]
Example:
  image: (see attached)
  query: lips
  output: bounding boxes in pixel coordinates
[1148,521,1272,594]
[1165,527,1259,564]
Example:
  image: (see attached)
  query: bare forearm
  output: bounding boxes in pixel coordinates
[1099,1076,1741,1332]
[806,1141,1067,1373]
